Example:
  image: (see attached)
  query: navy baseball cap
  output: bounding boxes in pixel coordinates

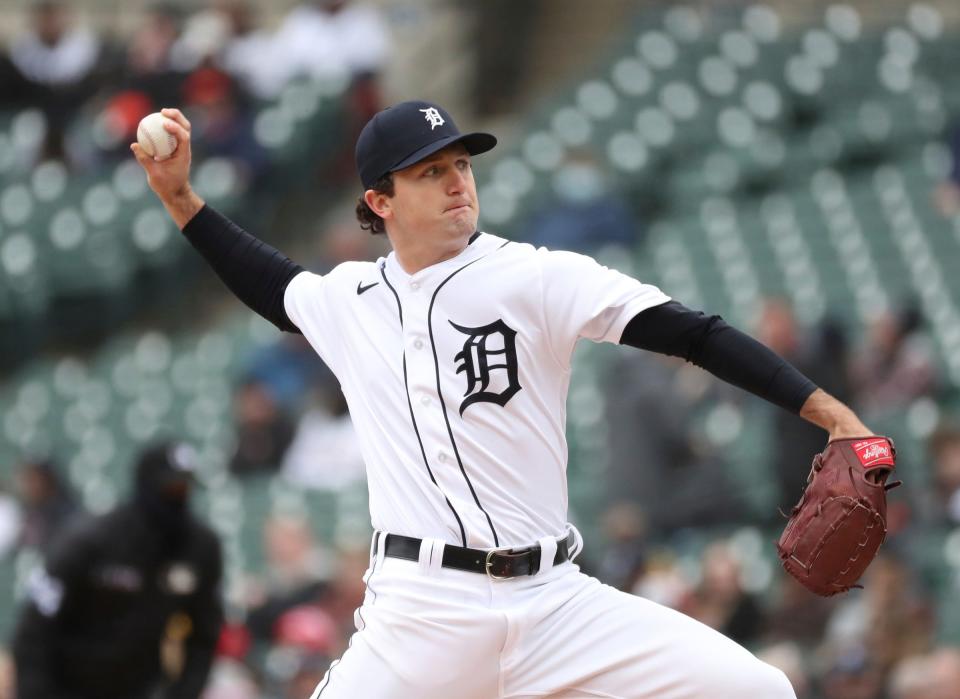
[355,100,497,189]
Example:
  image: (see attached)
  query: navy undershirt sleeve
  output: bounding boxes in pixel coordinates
[181,205,304,334]
[619,300,817,414]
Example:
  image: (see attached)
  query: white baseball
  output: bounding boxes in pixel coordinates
[137,112,178,161]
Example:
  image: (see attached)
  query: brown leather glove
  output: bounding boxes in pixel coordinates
[776,436,901,596]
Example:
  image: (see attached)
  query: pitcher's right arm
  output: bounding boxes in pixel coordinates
[131,108,303,333]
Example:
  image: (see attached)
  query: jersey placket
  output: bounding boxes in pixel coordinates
[397,268,490,548]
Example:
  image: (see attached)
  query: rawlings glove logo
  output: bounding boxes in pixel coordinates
[852,438,895,469]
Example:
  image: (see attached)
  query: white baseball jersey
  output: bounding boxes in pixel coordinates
[284,233,670,548]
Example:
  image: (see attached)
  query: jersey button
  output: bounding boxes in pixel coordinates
[420,394,431,406]
[413,339,424,350]
[438,453,448,463]
[410,281,421,290]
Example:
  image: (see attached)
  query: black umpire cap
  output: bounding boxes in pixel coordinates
[355,100,497,190]
[135,441,198,490]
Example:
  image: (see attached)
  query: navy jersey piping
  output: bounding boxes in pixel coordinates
[316,538,385,697]
[314,657,339,696]
[427,246,509,548]
[380,263,468,547]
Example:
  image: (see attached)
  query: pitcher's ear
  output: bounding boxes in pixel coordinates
[364,189,392,219]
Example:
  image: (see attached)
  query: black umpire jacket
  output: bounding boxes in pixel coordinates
[12,503,223,699]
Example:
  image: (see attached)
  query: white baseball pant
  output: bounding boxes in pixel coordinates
[310,530,796,699]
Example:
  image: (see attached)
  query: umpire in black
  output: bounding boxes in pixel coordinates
[12,441,224,699]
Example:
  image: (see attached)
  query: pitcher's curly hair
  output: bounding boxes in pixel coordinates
[355,173,394,235]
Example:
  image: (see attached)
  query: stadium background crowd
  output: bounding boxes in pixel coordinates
[1,0,960,697]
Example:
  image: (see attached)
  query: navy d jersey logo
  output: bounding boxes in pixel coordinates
[450,319,522,415]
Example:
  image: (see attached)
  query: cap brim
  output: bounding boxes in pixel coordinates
[390,132,497,174]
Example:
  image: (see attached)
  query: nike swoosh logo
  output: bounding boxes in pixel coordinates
[357,281,379,295]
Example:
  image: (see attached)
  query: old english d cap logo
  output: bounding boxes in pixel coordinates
[355,100,498,189]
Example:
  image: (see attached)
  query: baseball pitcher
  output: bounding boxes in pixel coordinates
[132,100,897,699]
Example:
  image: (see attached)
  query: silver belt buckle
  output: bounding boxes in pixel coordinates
[485,547,532,580]
[485,548,510,580]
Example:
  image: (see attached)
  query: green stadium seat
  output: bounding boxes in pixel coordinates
[610,57,656,103]
[550,106,594,149]
[661,5,705,45]
[1,181,36,224]
[1,230,50,318]
[635,30,680,74]
[130,206,179,266]
[741,4,783,45]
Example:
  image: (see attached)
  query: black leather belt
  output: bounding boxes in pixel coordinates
[376,531,577,579]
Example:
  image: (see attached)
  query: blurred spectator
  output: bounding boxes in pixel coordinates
[890,653,930,699]
[83,88,156,164]
[763,576,836,647]
[687,541,763,646]
[851,305,937,419]
[0,484,21,559]
[265,605,336,697]
[933,122,960,217]
[819,643,885,699]
[181,66,267,184]
[272,0,390,86]
[888,647,960,699]
[277,652,332,699]
[169,7,232,72]
[246,514,332,641]
[214,620,252,663]
[245,335,333,413]
[215,0,287,101]
[0,50,30,106]
[120,2,187,108]
[7,1,101,91]
[826,553,934,675]
[0,648,12,699]
[605,352,743,533]
[524,150,639,253]
[271,0,389,181]
[201,623,262,697]
[12,441,223,699]
[928,422,960,525]
[757,642,811,699]
[757,299,852,513]
[6,0,107,161]
[282,385,365,491]
[14,458,79,554]
[594,502,647,592]
[312,211,389,272]
[630,555,693,612]
[69,4,182,167]
[228,379,296,476]
[201,655,261,699]
[206,622,257,695]
[315,545,369,634]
